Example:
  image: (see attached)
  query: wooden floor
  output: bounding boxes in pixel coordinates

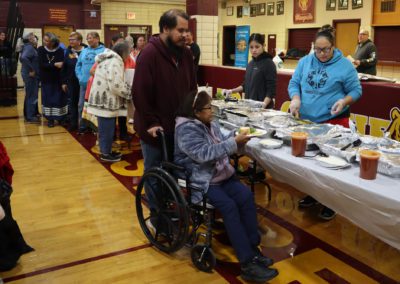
[0,91,399,283]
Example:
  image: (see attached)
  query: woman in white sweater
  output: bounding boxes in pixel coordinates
[87,42,132,162]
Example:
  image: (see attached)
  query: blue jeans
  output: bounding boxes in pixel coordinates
[207,177,259,264]
[67,82,80,129]
[78,86,87,131]
[22,75,38,120]
[97,116,116,155]
[140,140,163,211]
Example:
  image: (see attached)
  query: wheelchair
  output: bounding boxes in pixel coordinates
[135,130,217,272]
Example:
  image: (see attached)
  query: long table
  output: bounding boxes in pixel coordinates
[243,138,400,250]
[199,65,400,140]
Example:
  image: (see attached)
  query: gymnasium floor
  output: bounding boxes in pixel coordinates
[0,90,399,283]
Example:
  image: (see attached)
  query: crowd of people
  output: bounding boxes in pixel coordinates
[1,7,381,282]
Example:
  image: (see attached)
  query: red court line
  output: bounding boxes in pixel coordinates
[256,206,398,284]
[0,116,19,120]
[315,268,351,284]
[0,131,68,139]
[3,244,152,282]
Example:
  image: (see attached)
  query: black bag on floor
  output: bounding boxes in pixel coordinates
[0,179,34,271]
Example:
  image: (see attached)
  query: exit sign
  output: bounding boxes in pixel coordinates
[127,12,136,20]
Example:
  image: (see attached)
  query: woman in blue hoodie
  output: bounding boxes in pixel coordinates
[288,25,362,220]
[174,91,278,283]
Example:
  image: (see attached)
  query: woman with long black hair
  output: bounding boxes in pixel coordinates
[226,33,277,109]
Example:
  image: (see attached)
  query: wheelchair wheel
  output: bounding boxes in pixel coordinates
[191,245,216,272]
[136,167,189,253]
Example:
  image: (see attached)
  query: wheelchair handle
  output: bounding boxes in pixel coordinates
[156,129,169,162]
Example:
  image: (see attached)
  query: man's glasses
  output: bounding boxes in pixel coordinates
[314,46,332,54]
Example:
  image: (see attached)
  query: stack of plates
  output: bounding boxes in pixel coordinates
[259,139,283,149]
[315,155,351,169]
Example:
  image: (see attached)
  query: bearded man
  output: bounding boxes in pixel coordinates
[132,9,196,172]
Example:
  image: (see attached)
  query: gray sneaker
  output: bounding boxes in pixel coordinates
[100,153,121,162]
[241,260,278,282]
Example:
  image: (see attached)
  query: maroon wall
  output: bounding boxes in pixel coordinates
[186,0,218,16]
[1,0,101,29]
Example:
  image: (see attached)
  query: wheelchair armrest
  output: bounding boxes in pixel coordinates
[188,185,205,194]
[161,161,191,176]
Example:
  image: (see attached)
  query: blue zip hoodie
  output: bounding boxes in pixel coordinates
[75,44,105,88]
[288,49,361,123]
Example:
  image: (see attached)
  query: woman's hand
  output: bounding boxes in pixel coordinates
[0,204,5,221]
[223,89,232,97]
[235,133,251,146]
[62,84,68,93]
[289,96,301,118]
[331,99,346,115]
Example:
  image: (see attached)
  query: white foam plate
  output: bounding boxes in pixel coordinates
[236,129,268,137]
[259,139,283,149]
[315,156,350,169]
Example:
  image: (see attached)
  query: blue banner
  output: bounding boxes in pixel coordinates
[234,25,250,68]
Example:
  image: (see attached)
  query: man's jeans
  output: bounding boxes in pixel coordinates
[78,86,87,131]
[22,75,38,120]
[97,117,116,155]
[140,140,163,211]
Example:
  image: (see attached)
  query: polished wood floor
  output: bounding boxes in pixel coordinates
[0,91,399,283]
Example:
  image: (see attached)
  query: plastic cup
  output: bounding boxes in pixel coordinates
[291,132,308,157]
[359,150,381,180]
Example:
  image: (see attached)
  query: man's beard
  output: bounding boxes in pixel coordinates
[167,36,184,61]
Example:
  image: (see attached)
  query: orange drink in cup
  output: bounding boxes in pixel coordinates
[359,149,380,180]
[291,132,308,157]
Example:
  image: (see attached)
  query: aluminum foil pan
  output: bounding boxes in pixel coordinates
[265,115,302,130]
[225,110,248,125]
[378,139,400,154]
[274,123,335,140]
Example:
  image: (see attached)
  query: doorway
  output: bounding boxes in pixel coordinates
[43,25,74,47]
[104,24,152,49]
[267,34,276,56]
[223,25,236,66]
[334,19,360,57]
[104,25,128,48]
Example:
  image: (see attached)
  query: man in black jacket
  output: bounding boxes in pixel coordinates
[353,28,377,75]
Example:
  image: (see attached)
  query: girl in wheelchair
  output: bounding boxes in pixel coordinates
[174,91,278,282]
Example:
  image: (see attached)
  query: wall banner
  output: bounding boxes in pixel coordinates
[234,25,250,68]
[293,0,315,24]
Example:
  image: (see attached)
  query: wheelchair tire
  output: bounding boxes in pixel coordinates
[136,167,189,253]
[191,245,216,273]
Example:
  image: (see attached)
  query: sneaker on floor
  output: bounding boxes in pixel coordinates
[241,260,278,283]
[318,206,336,221]
[111,151,122,158]
[298,195,319,208]
[100,153,121,162]
[253,248,274,267]
[47,120,54,128]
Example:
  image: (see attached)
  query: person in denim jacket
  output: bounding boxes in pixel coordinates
[174,91,278,283]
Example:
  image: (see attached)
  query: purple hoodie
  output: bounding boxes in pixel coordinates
[133,35,197,146]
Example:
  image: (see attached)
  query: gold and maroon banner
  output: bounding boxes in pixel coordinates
[293,0,315,24]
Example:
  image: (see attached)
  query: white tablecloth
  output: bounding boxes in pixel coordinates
[245,138,400,250]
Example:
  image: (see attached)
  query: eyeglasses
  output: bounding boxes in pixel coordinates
[314,46,332,54]
[359,33,368,36]
[202,106,212,110]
